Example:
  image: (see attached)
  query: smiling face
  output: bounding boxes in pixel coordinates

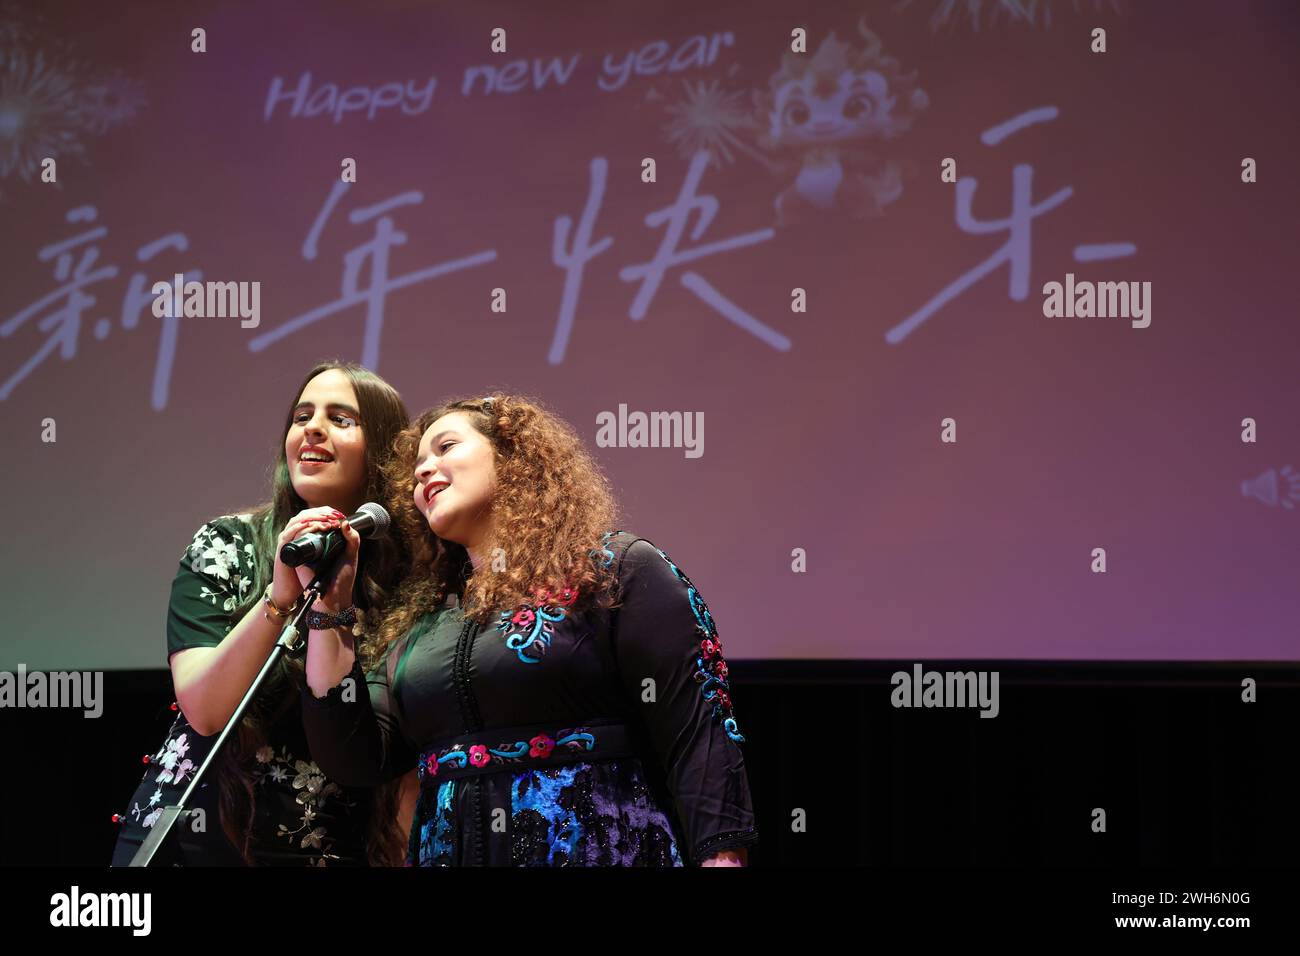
[771,68,897,146]
[412,411,496,553]
[285,368,368,513]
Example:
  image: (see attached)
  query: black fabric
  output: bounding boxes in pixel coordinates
[302,531,758,866]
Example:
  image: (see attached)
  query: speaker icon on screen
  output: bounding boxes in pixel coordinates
[1240,466,1300,509]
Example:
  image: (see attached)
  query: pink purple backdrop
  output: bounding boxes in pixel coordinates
[1,0,1297,668]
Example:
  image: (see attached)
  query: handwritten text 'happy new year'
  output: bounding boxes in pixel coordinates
[264,32,734,123]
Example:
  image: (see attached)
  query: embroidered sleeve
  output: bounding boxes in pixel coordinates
[611,537,759,865]
[165,515,259,659]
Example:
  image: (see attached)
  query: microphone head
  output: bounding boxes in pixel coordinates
[355,502,390,537]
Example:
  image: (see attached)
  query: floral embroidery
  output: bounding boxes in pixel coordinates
[589,530,625,568]
[495,532,629,664]
[125,716,354,866]
[187,515,257,612]
[128,726,189,830]
[417,727,598,782]
[410,760,684,867]
[153,732,194,786]
[646,543,746,744]
[118,514,357,866]
[495,584,579,663]
[254,745,355,866]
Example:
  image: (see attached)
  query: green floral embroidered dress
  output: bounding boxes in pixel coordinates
[110,514,371,866]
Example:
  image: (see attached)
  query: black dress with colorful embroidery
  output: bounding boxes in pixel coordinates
[301,531,758,866]
[110,514,371,866]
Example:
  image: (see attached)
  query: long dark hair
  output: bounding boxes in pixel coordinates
[213,361,410,866]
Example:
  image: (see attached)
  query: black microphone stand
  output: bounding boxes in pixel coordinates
[123,553,345,867]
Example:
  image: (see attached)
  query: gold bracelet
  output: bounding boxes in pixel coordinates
[262,583,297,623]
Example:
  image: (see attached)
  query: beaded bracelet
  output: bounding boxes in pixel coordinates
[304,605,359,633]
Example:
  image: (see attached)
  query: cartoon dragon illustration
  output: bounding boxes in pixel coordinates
[753,19,928,227]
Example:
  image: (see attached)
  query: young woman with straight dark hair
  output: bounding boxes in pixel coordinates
[110,361,416,866]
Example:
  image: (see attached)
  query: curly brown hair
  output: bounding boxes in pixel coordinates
[362,393,623,669]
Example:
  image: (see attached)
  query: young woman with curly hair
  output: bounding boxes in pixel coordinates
[301,394,759,866]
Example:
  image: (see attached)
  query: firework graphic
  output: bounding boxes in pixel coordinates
[0,4,146,195]
[896,0,1125,32]
[78,69,147,135]
[0,44,86,181]
[661,79,777,172]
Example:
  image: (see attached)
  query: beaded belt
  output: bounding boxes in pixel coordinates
[415,718,637,786]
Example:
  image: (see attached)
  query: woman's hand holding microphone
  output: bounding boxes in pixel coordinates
[279,508,364,698]
[268,507,362,618]
[172,507,361,734]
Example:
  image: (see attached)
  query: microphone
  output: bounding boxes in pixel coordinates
[279,502,390,568]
